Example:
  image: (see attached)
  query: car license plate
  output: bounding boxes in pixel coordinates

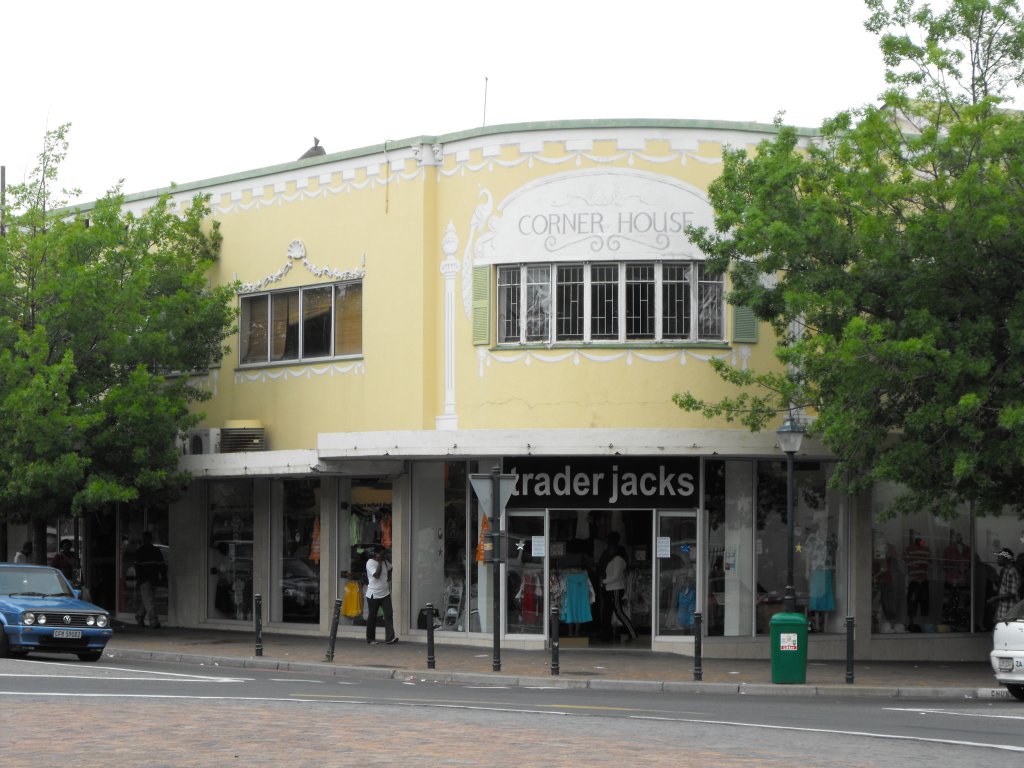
[998,657,1013,672]
[53,629,82,639]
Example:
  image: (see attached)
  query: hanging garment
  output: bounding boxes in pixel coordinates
[809,569,835,611]
[560,571,594,624]
[341,580,363,617]
[676,585,696,629]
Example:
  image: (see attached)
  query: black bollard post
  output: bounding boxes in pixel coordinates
[254,594,263,657]
[693,611,703,681]
[845,614,855,684]
[550,603,560,676]
[325,598,342,662]
[426,603,436,670]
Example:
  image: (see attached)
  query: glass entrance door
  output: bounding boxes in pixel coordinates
[656,511,698,637]
[506,511,545,635]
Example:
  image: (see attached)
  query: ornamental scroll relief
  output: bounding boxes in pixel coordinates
[238,240,365,294]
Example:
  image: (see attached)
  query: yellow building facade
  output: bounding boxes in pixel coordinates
[96,120,996,662]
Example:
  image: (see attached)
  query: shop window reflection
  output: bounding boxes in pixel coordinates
[207,480,254,622]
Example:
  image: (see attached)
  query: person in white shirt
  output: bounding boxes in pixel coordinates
[600,533,637,641]
[13,541,32,564]
[365,546,398,644]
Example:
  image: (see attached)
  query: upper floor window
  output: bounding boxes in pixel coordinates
[496,262,722,345]
[239,280,362,365]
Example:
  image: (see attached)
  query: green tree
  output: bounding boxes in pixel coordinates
[675,0,1024,519]
[0,125,237,561]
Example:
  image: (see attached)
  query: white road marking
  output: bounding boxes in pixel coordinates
[884,707,1024,721]
[269,678,322,683]
[628,715,1024,753]
[0,658,248,683]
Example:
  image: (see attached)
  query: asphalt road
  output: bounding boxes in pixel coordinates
[2,655,1023,766]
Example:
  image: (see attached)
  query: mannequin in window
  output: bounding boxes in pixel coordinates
[804,525,835,632]
[905,535,932,629]
[941,531,969,629]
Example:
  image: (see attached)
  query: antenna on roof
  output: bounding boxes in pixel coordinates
[483,77,488,127]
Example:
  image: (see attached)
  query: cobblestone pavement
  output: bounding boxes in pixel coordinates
[7,698,899,767]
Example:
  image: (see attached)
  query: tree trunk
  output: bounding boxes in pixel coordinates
[31,517,49,566]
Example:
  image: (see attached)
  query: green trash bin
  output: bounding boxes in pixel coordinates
[770,612,808,684]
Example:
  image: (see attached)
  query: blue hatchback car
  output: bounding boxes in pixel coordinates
[0,563,112,662]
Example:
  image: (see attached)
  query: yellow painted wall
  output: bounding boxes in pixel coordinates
[174,123,791,448]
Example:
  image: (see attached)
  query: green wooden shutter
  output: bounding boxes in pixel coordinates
[472,265,491,345]
[732,305,758,343]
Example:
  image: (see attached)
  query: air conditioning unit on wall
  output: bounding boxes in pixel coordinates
[182,428,221,455]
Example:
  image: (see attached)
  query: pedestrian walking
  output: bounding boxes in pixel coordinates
[134,531,164,628]
[365,545,397,645]
[992,547,1021,623]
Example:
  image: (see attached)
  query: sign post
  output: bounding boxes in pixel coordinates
[470,467,517,672]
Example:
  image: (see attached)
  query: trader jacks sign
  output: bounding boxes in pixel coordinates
[504,457,699,509]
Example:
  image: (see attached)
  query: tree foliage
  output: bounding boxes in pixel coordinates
[0,125,237,559]
[676,0,1024,519]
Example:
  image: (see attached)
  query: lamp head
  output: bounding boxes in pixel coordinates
[776,416,805,455]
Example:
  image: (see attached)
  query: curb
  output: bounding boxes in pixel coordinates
[102,646,1005,700]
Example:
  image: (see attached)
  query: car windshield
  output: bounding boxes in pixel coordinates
[1003,599,1024,622]
[0,568,72,597]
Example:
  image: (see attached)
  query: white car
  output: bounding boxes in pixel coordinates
[990,599,1024,701]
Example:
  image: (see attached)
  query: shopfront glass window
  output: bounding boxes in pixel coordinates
[410,462,483,633]
[754,460,844,634]
[704,459,754,637]
[118,505,170,623]
[976,512,1024,629]
[207,480,254,622]
[507,512,545,635]
[657,513,698,636]
[869,483,1023,635]
[337,480,393,629]
[277,479,321,624]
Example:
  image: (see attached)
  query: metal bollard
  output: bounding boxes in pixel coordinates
[325,598,343,662]
[845,615,855,684]
[550,603,560,676]
[426,603,436,670]
[254,594,263,657]
[693,611,703,681]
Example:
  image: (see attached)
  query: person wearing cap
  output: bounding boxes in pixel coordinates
[992,548,1021,622]
[365,546,397,645]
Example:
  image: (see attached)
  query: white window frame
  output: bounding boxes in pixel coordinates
[239,279,363,366]
[496,262,723,345]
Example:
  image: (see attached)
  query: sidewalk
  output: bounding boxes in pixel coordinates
[102,622,1006,700]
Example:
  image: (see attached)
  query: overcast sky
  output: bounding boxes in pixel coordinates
[4,1,899,203]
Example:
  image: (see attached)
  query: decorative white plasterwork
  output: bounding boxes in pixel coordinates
[476,345,750,378]
[437,220,461,430]
[438,137,723,180]
[234,361,366,384]
[185,368,218,397]
[211,164,424,216]
[238,240,366,294]
[178,130,744,219]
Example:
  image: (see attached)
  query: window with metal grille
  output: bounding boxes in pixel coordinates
[626,263,655,339]
[591,264,619,340]
[556,264,584,341]
[497,266,522,344]
[495,261,722,345]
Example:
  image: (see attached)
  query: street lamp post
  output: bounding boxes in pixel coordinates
[777,416,805,615]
